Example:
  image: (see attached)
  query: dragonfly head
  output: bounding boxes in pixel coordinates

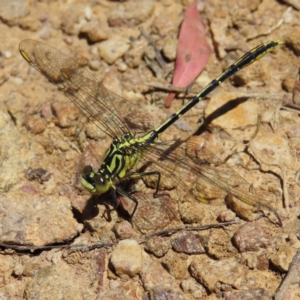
[81,165,110,194]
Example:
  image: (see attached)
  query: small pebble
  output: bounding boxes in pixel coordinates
[110,240,143,277]
[224,288,270,300]
[23,263,40,277]
[270,245,298,272]
[51,102,80,128]
[80,20,108,43]
[84,6,92,21]
[162,38,177,61]
[218,209,236,222]
[145,236,170,257]
[149,286,186,300]
[89,59,101,71]
[233,223,271,253]
[181,278,207,298]
[172,231,205,254]
[25,116,48,134]
[114,221,136,239]
[286,29,300,56]
[98,38,130,64]
[108,1,154,27]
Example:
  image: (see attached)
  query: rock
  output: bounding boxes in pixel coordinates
[218,209,236,222]
[24,115,48,134]
[205,228,238,260]
[0,190,81,246]
[233,223,271,253]
[0,0,29,24]
[113,221,137,239]
[270,245,298,272]
[152,3,183,36]
[23,263,40,277]
[231,59,270,87]
[224,288,270,300]
[181,278,207,299]
[148,286,186,300]
[98,37,130,64]
[89,59,101,71]
[110,240,143,277]
[286,28,300,56]
[108,1,154,27]
[250,129,293,170]
[190,257,249,292]
[51,102,81,128]
[162,38,178,61]
[140,254,183,294]
[172,231,205,254]
[241,250,269,270]
[161,250,189,279]
[282,73,297,93]
[124,39,147,68]
[145,236,171,257]
[80,20,109,43]
[24,266,83,299]
[205,92,261,130]
[129,193,179,234]
[61,4,84,35]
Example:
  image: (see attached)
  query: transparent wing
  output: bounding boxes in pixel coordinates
[134,140,279,221]
[19,39,153,139]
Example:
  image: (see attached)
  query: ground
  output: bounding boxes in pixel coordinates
[0,0,300,299]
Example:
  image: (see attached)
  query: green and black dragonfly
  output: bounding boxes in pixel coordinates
[19,39,282,224]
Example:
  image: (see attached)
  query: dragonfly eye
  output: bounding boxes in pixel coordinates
[94,174,110,193]
[81,165,97,193]
[81,165,93,177]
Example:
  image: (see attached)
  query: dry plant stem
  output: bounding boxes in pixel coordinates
[144,56,163,79]
[247,7,291,40]
[95,248,105,294]
[282,102,300,111]
[139,27,166,69]
[249,115,289,215]
[274,249,300,300]
[147,81,286,100]
[146,81,193,94]
[0,221,239,253]
[282,0,300,10]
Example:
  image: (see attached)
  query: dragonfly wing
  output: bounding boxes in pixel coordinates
[138,140,278,218]
[19,39,153,139]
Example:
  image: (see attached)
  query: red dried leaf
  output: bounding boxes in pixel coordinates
[165,2,212,108]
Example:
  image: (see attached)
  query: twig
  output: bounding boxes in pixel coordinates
[147,81,286,100]
[144,56,164,80]
[137,221,240,243]
[282,0,300,10]
[282,102,300,112]
[274,249,300,300]
[0,221,239,253]
[248,115,284,224]
[139,27,166,70]
[146,81,194,94]
[95,248,105,294]
[247,7,291,40]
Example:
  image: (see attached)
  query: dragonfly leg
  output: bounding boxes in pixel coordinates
[127,171,161,196]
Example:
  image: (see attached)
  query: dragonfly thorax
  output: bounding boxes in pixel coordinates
[81,136,142,195]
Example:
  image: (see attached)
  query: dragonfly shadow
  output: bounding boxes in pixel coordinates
[81,194,112,222]
[195,96,249,135]
[81,184,136,223]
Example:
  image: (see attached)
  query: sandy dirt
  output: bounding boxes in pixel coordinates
[0,0,300,299]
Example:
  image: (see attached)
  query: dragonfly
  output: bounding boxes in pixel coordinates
[19,39,283,225]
